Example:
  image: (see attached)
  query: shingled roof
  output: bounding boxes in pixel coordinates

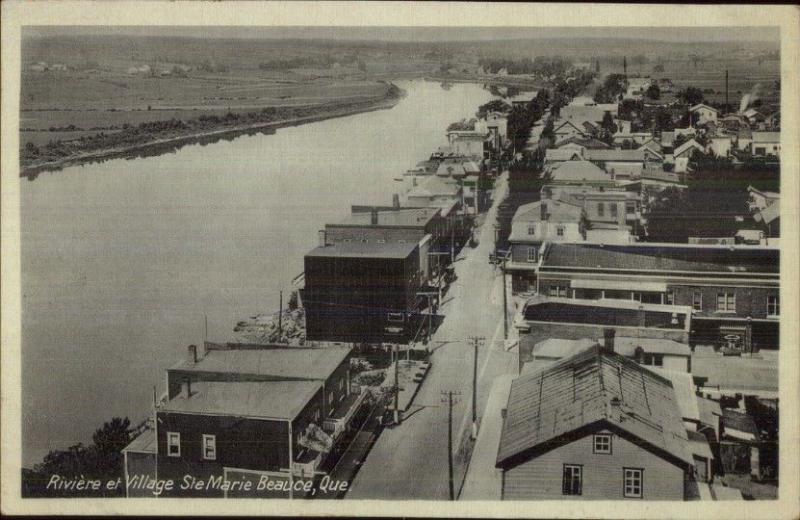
[496,346,693,470]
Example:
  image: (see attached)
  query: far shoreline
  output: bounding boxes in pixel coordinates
[20,85,407,178]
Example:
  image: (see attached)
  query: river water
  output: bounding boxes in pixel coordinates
[20,80,496,466]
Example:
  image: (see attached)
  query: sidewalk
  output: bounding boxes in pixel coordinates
[459,374,514,500]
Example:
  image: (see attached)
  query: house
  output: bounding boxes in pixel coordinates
[689,104,719,126]
[475,112,508,151]
[553,120,590,143]
[446,130,488,158]
[584,148,661,180]
[123,344,359,497]
[404,175,462,209]
[547,161,612,186]
[534,242,780,351]
[507,199,585,285]
[435,157,481,178]
[747,186,779,212]
[496,345,696,500]
[741,108,765,124]
[753,200,780,239]
[528,335,691,373]
[546,185,641,235]
[303,241,422,343]
[706,135,734,157]
[751,132,780,158]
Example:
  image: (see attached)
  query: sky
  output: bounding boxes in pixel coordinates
[26,25,780,43]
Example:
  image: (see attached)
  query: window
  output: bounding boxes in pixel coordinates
[167,432,180,457]
[549,284,568,298]
[328,392,334,414]
[643,353,664,367]
[202,434,216,460]
[557,226,565,237]
[593,434,612,454]
[626,202,636,214]
[716,292,736,313]
[610,204,618,219]
[597,202,605,217]
[562,465,582,496]
[527,226,536,236]
[314,409,320,423]
[692,291,703,311]
[623,468,643,498]
[664,291,674,305]
[387,312,405,323]
[767,295,779,317]
[527,248,538,263]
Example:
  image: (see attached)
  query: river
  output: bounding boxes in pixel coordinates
[20,80,496,466]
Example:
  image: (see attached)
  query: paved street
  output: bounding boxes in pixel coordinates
[348,173,518,500]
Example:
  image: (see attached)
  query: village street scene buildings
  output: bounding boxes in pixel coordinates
[16,25,786,506]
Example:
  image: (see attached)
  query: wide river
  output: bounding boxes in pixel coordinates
[20,80,496,466]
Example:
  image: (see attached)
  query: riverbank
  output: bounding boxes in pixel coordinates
[20,84,405,178]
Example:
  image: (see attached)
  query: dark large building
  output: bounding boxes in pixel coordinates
[533,243,780,351]
[303,241,422,344]
[122,344,362,498]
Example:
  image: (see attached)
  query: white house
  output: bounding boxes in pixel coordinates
[706,135,734,157]
[751,132,780,158]
[689,104,719,126]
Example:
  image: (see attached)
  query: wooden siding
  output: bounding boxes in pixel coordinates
[503,430,685,500]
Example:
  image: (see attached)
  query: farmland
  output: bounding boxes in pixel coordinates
[19,32,780,174]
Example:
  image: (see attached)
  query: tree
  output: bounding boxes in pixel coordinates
[598,112,617,144]
[645,83,661,101]
[476,99,511,119]
[678,86,704,106]
[653,108,674,132]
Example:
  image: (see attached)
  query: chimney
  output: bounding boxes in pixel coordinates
[393,193,400,209]
[188,344,198,364]
[318,229,327,247]
[540,202,548,221]
[371,209,379,226]
[602,328,616,353]
[182,378,192,398]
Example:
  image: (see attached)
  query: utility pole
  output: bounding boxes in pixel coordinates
[441,390,461,501]
[394,343,400,425]
[725,69,729,113]
[204,314,208,344]
[278,290,283,340]
[468,336,485,439]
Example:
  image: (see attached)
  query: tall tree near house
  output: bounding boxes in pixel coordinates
[654,108,674,132]
[598,112,618,144]
[645,83,661,101]
[678,86,704,106]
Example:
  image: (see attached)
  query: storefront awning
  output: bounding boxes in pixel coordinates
[570,279,667,293]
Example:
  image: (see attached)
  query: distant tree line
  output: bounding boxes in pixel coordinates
[258,53,357,71]
[478,56,570,77]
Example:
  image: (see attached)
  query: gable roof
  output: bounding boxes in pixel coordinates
[513,199,584,225]
[549,160,610,183]
[754,199,780,225]
[674,138,704,158]
[554,119,588,135]
[496,346,693,469]
[555,135,612,149]
[690,103,718,114]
